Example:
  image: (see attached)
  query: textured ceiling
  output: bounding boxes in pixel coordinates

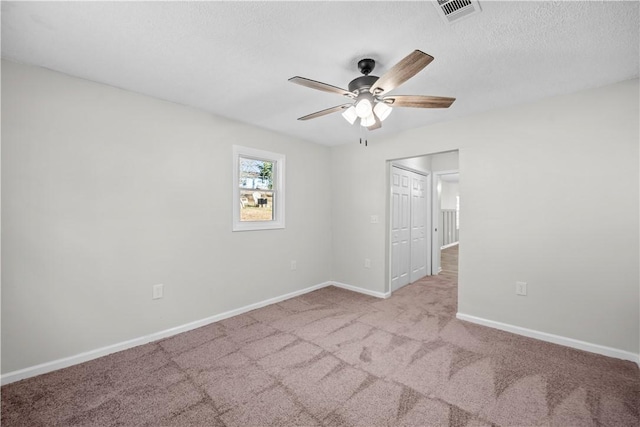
[2,1,638,146]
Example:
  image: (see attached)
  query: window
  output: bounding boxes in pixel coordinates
[232,145,285,231]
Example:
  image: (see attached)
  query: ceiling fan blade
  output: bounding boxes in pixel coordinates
[289,76,353,97]
[297,103,352,121]
[369,50,434,95]
[383,95,455,108]
[367,115,382,131]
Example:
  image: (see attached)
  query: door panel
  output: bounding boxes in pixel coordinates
[391,192,400,282]
[391,167,411,291]
[410,174,427,282]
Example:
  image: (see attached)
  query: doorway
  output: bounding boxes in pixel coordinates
[387,150,459,294]
[432,171,460,275]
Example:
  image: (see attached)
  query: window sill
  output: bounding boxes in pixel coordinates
[232,221,285,232]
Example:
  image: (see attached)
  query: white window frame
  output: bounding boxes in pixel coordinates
[232,145,285,232]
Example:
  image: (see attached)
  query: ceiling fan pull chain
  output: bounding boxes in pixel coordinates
[359,126,368,147]
[363,123,369,147]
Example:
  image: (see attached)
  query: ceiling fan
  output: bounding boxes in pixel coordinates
[289,50,455,131]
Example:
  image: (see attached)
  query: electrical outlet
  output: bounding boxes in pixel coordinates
[290,260,297,271]
[152,284,164,300]
[364,258,371,268]
[516,281,527,296]
[370,215,379,224]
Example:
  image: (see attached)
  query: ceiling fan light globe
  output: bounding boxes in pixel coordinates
[355,99,373,118]
[341,106,358,125]
[374,102,393,121]
[360,113,376,127]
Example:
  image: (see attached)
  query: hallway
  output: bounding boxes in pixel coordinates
[439,244,458,281]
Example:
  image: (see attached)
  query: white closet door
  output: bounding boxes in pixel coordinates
[410,173,427,282]
[391,167,411,291]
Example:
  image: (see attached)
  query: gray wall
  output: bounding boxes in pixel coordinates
[331,79,639,354]
[441,182,459,211]
[2,59,639,373]
[1,60,333,373]
[431,151,459,172]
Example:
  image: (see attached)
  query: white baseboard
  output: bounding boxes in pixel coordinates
[1,280,392,385]
[457,312,640,366]
[441,242,459,249]
[332,281,391,299]
[1,281,333,386]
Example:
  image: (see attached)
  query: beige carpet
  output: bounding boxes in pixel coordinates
[2,273,638,426]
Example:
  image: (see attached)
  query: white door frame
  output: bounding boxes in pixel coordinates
[431,169,459,275]
[386,163,432,294]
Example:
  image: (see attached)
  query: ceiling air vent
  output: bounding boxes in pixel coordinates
[434,0,482,24]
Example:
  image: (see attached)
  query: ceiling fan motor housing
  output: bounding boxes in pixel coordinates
[348,75,378,94]
[349,58,378,94]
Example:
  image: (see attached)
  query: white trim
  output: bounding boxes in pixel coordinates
[457,312,640,365]
[433,169,459,176]
[332,281,391,299]
[441,241,459,250]
[232,145,285,232]
[1,281,331,385]
[389,162,429,176]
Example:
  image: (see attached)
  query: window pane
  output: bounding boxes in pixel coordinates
[239,157,273,190]
[238,157,275,222]
[240,190,274,222]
